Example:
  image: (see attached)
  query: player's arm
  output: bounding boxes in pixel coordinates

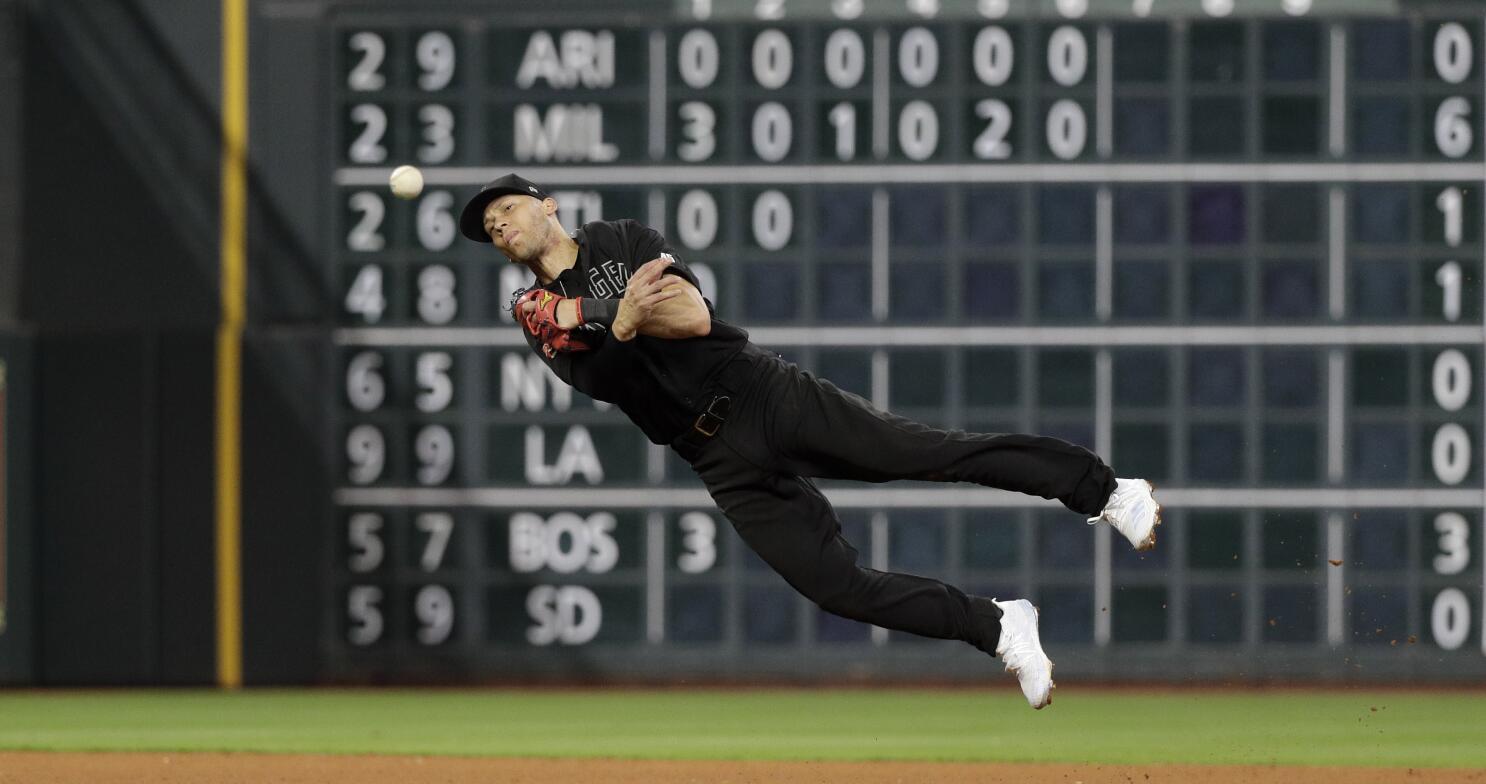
[532,257,710,341]
[612,257,710,341]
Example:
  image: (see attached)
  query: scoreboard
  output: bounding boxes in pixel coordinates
[322,0,1486,681]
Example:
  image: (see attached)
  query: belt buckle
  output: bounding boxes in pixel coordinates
[693,412,722,437]
[692,395,730,437]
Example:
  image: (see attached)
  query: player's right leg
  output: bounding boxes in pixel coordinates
[685,439,1052,707]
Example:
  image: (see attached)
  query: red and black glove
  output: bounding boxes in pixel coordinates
[514,289,593,358]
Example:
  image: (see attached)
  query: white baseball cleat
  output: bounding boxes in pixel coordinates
[1088,477,1162,552]
[992,598,1054,710]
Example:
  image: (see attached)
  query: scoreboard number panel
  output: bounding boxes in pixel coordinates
[326,2,1486,679]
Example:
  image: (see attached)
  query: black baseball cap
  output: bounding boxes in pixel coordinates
[459,173,550,242]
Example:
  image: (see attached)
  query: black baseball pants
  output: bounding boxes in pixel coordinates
[674,349,1117,655]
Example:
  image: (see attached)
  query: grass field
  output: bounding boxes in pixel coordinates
[0,688,1483,769]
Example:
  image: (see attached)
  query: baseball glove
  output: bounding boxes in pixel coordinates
[514,288,592,358]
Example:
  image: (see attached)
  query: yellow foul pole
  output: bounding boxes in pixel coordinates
[216,0,247,689]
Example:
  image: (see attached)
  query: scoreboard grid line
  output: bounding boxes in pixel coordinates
[1325,513,1344,646]
[1327,187,1345,319]
[334,486,1486,509]
[649,30,665,161]
[334,324,1486,347]
[873,28,888,159]
[869,512,889,646]
[333,162,1486,186]
[1328,23,1345,157]
[1326,350,1345,481]
[1093,349,1112,647]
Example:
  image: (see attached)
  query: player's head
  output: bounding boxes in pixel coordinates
[459,173,562,262]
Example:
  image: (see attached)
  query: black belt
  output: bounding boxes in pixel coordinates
[670,348,766,462]
[670,394,730,462]
[692,394,731,437]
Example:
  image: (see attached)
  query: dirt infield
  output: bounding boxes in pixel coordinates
[1,752,1483,783]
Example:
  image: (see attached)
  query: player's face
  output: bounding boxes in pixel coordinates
[482,195,550,261]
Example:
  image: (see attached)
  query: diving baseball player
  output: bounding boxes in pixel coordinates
[461,173,1161,709]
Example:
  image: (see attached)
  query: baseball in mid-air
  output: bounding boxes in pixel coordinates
[389,164,424,199]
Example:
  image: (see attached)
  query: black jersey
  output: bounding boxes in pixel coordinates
[519,218,750,444]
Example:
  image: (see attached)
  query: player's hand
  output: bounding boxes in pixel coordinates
[513,289,590,356]
[516,296,580,329]
[612,257,681,341]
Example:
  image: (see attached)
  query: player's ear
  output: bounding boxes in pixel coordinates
[542,196,559,216]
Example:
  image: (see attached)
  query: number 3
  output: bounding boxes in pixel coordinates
[1434,512,1470,575]
[678,512,717,573]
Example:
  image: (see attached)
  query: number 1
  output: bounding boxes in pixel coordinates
[1437,261,1463,322]
[828,102,856,161]
[1438,187,1464,247]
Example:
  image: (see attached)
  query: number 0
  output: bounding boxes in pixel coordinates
[751,102,793,161]
[973,26,1014,87]
[1432,588,1471,650]
[677,189,719,250]
[678,29,720,88]
[1432,349,1472,412]
[752,190,794,250]
[1046,99,1087,159]
[1431,423,1472,485]
[1434,23,1474,84]
[824,29,865,88]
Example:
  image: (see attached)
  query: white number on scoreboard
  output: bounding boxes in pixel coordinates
[416,513,455,572]
[346,32,386,91]
[416,105,455,164]
[415,585,455,645]
[347,586,384,645]
[346,424,385,485]
[417,265,458,325]
[678,29,719,89]
[347,104,388,163]
[345,351,385,412]
[824,29,865,88]
[415,352,454,413]
[347,513,385,573]
[414,424,455,486]
[677,512,718,574]
[416,31,457,91]
[346,192,386,252]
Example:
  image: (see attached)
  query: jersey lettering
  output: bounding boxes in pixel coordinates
[587,259,630,298]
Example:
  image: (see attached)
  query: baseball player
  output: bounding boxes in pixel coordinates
[460,174,1161,709]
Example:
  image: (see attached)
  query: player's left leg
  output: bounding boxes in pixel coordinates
[778,368,1111,509]
[758,364,1159,549]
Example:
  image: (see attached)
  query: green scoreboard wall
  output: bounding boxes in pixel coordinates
[281,0,1486,681]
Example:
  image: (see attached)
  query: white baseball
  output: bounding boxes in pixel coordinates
[389,165,424,200]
